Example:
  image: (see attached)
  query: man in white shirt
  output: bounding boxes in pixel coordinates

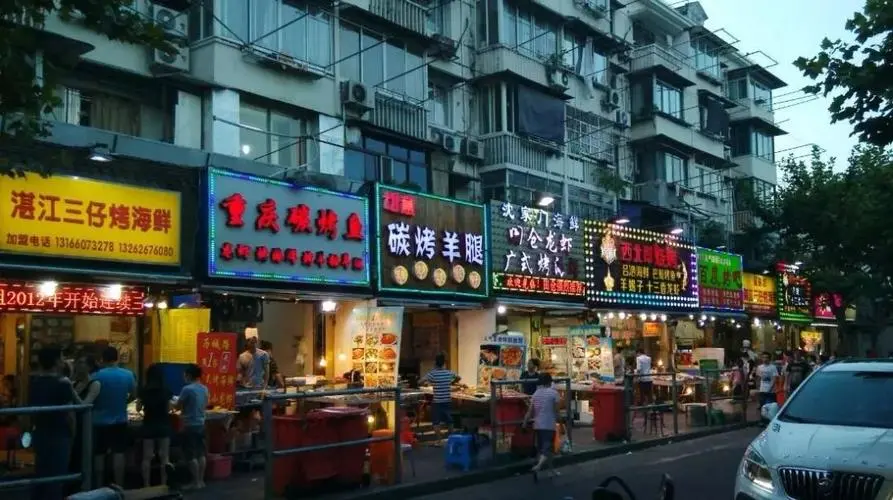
[754,351,778,409]
[635,348,653,405]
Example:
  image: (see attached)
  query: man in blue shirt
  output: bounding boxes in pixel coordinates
[91,345,136,487]
[176,364,209,490]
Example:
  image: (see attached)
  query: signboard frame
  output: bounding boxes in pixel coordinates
[776,263,812,323]
[696,247,744,311]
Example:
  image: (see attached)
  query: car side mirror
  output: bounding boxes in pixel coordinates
[659,473,675,500]
[761,402,780,421]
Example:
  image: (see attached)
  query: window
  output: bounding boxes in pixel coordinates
[692,39,720,79]
[752,179,775,206]
[654,80,682,119]
[688,165,703,192]
[477,0,499,47]
[592,49,609,87]
[239,102,307,168]
[344,137,429,191]
[477,83,518,134]
[507,170,562,209]
[419,0,445,35]
[338,23,426,102]
[566,107,616,163]
[663,152,687,184]
[751,80,772,109]
[502,3,558,60]
[726,78,747,101]
[427,82,451,128]
[780,370,893,429]
[218,0,332,69]
[752,130,774,161]
[47,85,168,142]
[730,125,749,156]
[562,31,586,74]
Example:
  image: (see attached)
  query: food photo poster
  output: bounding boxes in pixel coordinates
[348,307,405,387]
[477,333,526,387]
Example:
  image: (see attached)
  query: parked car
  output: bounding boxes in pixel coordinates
[735,359,893,500]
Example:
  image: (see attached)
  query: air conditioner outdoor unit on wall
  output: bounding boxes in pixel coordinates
[461,138,485,161]
[340,80,375,115]
[615,110,630,128]
[602,89,621,110]
[148,2,189,74]
[547,68,570,91]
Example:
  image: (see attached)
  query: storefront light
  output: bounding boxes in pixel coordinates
[156,300,169,310]
[659,314,667,322]
[649,313,657,321]
[753,318,761,327]
[607,312,615,319]
[337,352,347,361]
[103,284,123,301]
[639,313,647,321]
[688,314,694,320]
[318,356,327,368]
[669,227,684,235]
[37,281,58,297]
[709,316,716,322]
[143,300,155,309]
[618,312,627,320]
[497,305,507,315]
[321,300,337,313]
[700,314,707,321]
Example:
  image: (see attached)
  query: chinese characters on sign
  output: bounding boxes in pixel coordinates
[814,292,842,320]
[742,273,776,315]
[208,169,370,285]
[489,202,584,298]
[696,248,744,310]
[377,186,487,297]
[197,332,237,409]
[584,221,698,309]
[776,263,812,322]
[0,281,145,315]
[0,174,181,265]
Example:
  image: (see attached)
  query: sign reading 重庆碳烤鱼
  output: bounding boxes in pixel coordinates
[208,168,370,286]
[0,281,145,315]
[584,221,698,310]
[0,174,181,265]
[696,248,744,311]
[376,185,487,298]
[488,202,585,298]
[776,263,812,323]
[742,272,776,315]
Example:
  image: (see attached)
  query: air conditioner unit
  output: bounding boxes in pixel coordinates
[615,110,630,128]
[547,68,570,91]
[602,89,621,110]
[151,45,189,73]
[151,2,187,39]
[428,127,459,153]
[461,138,485,161]
[148,2,189,74]
[340,80,375,115]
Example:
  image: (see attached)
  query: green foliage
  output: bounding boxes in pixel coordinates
[694,219,727,249]
[761,145,893,312]
[794,0,893,147]
[0,0,176,174]
[594,167,629,197]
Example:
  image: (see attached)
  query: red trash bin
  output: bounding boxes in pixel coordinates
[591,386,625,441]
[319,407,369,485]
[271,416,302,494]
[296,411,338,484]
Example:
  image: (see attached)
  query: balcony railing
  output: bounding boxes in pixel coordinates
[370,0,429,36]
[368,92,428,141]
[630,44,689,73]
[481,134,552,172]
[733,210,756,233]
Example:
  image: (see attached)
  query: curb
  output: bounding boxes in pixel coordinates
[346,422,760,500]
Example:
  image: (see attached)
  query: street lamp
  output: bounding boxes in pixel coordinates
[613,216,631,225]
[669,227,684,235]
[535,191,555,207]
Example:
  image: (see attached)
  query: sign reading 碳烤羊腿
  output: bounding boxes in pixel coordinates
[208,168,370,286]
[696,248,744,311]
[376,185,488,298]
[776,263,812,323]
[488,201,585,298]
[584,221,698,310]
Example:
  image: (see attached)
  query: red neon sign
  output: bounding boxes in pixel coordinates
[0,281,145,315]
[618,242,679,268]
[497,273,584,296]
[382,191,416,217]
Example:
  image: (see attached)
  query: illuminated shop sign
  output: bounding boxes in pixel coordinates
[814,292,842,320]
[376,185,488,298]
[696,248,744,311]
[488,202,584,298]
[584,221,698,310]
[0,173,181,265]
[208,168,370,286]
[0,281,145,315]
[776,263,812,323]
[742,272,776,315]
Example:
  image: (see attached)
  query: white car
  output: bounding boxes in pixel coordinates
[735,360,893,500]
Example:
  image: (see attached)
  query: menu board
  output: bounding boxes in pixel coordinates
[568,325,610,381]
[477,333,526,387]
[159,309,210,363]
[197,332,237,409]
[541,335,569,376]
[348,307,405,388]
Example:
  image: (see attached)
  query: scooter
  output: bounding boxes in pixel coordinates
[591,473,674,500]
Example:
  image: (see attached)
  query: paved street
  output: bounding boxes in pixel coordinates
[419,427,762,500]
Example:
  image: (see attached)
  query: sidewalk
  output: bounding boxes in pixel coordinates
[187,404,760,500]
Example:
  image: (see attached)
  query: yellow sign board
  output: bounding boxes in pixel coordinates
[0,174,181,265]
[159,308,210,364]
[743,272,776,314]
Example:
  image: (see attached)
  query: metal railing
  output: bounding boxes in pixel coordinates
[488,377,572,459]
[0,404,93,493]
[630,44,690,73]
[480,133,553,172]
[260,386,402,500]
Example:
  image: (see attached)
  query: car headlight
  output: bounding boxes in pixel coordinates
[742,447,774,492]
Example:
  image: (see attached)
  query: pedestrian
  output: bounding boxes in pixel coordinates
[259,340,284,389]
[237,336,269,391]
[138,363,173,487]
[635,348,653,405]
[785,349,812,395]
[176,363,209,490]
[29,346,80,500]
[520,358,540,396]
[524,373,560,480]
[67,356,100,496]
[754,351,778,410]
[420,353,459,445]
[91,345,136,487]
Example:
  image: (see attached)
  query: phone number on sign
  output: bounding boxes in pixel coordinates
[55,237,175,257]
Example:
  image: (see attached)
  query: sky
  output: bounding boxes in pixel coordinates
[693,0,864,167]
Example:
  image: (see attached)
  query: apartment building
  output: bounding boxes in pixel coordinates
[623,0,786,243]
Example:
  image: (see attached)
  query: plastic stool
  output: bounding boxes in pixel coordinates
[444,434,475,471]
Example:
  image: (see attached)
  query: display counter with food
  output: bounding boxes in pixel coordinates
[477,331,527,387]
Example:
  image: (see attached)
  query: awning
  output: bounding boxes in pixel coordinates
[494,297,587,311]
[699,310,748,319]
[198,284,373,302]
[376,298,483,309]
[0,262,191,285]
